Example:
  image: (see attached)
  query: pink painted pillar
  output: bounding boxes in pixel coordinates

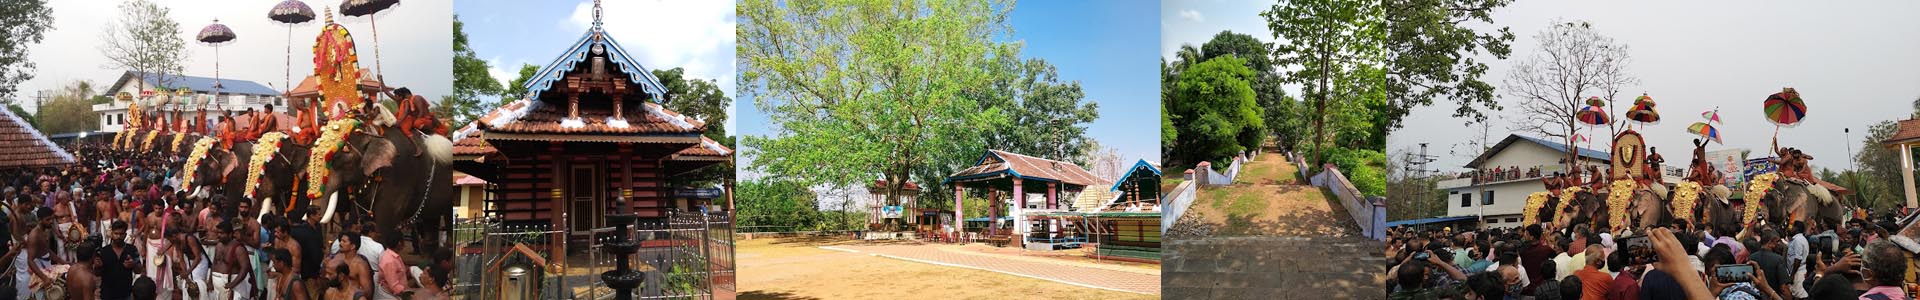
[1047,182,1059,238]
[1012,178,1025,247]
[953,185,964,234]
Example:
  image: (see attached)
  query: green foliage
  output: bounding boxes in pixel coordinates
[5,104,32,127]
[36,81,100,134]
[739,0,1020,211]
[736,178,821,232]
[1381,0,1513,128]
[0,0,51,101]
[655,67,735,187]
[99,0,188,93]
[1264,0,1385,166]
[974,57,1101,164]
[501,63,538,102]
[448,16,502,127]
[1200,31,1273,73]
[1165,56,1264,166]
[1326,147,1388,197]
[1856,118,1915,211]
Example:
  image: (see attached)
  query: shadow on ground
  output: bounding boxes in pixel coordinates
[739,290,823,300]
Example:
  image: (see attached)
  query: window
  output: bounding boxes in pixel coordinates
[1460,193,1472,207]
[1482,191,1495,205]
[1505,218,1518,223]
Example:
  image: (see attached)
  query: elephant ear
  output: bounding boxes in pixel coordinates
[359,138,396,177]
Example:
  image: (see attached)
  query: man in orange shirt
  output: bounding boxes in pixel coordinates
[1571,247,1612,300]
[388,88,443,157]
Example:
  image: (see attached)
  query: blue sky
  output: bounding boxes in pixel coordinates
[454,0,736,128]
[737,1,1163,178]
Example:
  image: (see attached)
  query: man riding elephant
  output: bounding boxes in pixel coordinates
[387,88,445,157]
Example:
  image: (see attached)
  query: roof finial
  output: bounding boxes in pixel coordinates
[592,0,603,29]
[324,7,333,23]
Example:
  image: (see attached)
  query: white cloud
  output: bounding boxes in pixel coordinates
[1179,9,1204,22]
[486,56,515,92]
[564,0,736,133]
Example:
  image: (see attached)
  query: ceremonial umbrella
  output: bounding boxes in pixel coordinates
[1701,108,1723,125]
[1688,122,1723,144]
[1624,94,1661,127]
[1764,88,1807,126]
[339,0,399,84]
[1763,87,1807,142]
[270,0,316,98]
[1575,103,1609,149]
[197,20,236,113]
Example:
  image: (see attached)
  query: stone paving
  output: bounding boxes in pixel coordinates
[1162,236,1386,300]
[828,244,1163,295]
[1163,149,1388,299]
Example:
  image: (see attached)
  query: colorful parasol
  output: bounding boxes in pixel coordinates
[1688,122,1722,144]
[1701,108,1722,125]
[1624,93,1660,124]
[1763,88,1806,126]
[339,0,400,84]
[271,0,316,97]
[1576,105,1610,126]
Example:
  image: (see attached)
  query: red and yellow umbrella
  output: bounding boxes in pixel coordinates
[1625,94,1660,124]
[1576,105,1610,126]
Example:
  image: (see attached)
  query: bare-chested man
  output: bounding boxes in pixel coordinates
[338,233,375,300]
[67,240,98,300]
[94,191,115,237]
[214,220,254,299]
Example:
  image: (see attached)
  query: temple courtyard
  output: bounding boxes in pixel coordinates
[736,236,1159,300]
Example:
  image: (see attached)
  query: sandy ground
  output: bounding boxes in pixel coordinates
[736,237,1157,300]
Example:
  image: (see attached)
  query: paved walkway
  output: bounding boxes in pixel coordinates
[1162,236,1386,300]
[825,244,1162,295]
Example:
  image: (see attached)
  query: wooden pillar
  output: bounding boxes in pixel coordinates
[621,144,633,214]
[548,142,567,265]
[1904,143,1917,208]
[953,185,963,234]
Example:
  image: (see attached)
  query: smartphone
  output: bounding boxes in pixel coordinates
[1622,235,1657,265]
[1715,264,1755,283]
[1413,251,1430,261]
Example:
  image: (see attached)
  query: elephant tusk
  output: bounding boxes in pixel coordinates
[320,193,340,224]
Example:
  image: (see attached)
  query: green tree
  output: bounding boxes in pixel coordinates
[36,81,100,134]
[500,63,538,103]
[99,0,188,95]
[1859,119,1911,211]
[5,103,32,127]
[654,67,734,187]
[1264,0,1384,166]
[974,57,1100,163]
[447,15,502,128]
[1381,0,1514,128]
[1165,56,1264,167]
[1200,31,1273,73]
[736,177,819,232]
[0,0,52,101]
[739,0,1013,213]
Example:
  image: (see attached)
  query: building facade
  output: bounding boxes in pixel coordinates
[94,71,286,132]
[1438,134,1684,229]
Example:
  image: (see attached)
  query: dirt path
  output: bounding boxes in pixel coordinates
[1174,150,1360,238]
[737,237,1157,300]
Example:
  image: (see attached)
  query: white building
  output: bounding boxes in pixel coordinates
[94,71,286,132]
[1437,134,1685,229]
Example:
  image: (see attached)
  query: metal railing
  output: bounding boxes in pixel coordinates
[453,211,736,300]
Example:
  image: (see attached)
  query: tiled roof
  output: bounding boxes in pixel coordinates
[673,136,732,157]
[450,123,495,156]
[946,150,1104,187]
[869,179,922,192]
[479,100,704,135]
[110,71,281,96]
[1883,119,1920,146]
[0,107,74,168]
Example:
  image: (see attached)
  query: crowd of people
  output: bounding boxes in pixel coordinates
[1389,213,1919,300]
[0,143,453,300]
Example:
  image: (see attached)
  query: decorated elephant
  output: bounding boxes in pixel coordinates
[1762,178,1846,227]
[307,120,454,254]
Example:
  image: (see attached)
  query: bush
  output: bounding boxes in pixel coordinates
[1325,148,1387,197]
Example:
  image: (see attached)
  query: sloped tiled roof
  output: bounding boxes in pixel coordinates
[477,100,705,136]
[450,123,495,157]
[0,108,74,168]
[945,150,1104,187]
[671,136,733,158]
[1466,134,1610,168]
[1883,119,1920,146]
